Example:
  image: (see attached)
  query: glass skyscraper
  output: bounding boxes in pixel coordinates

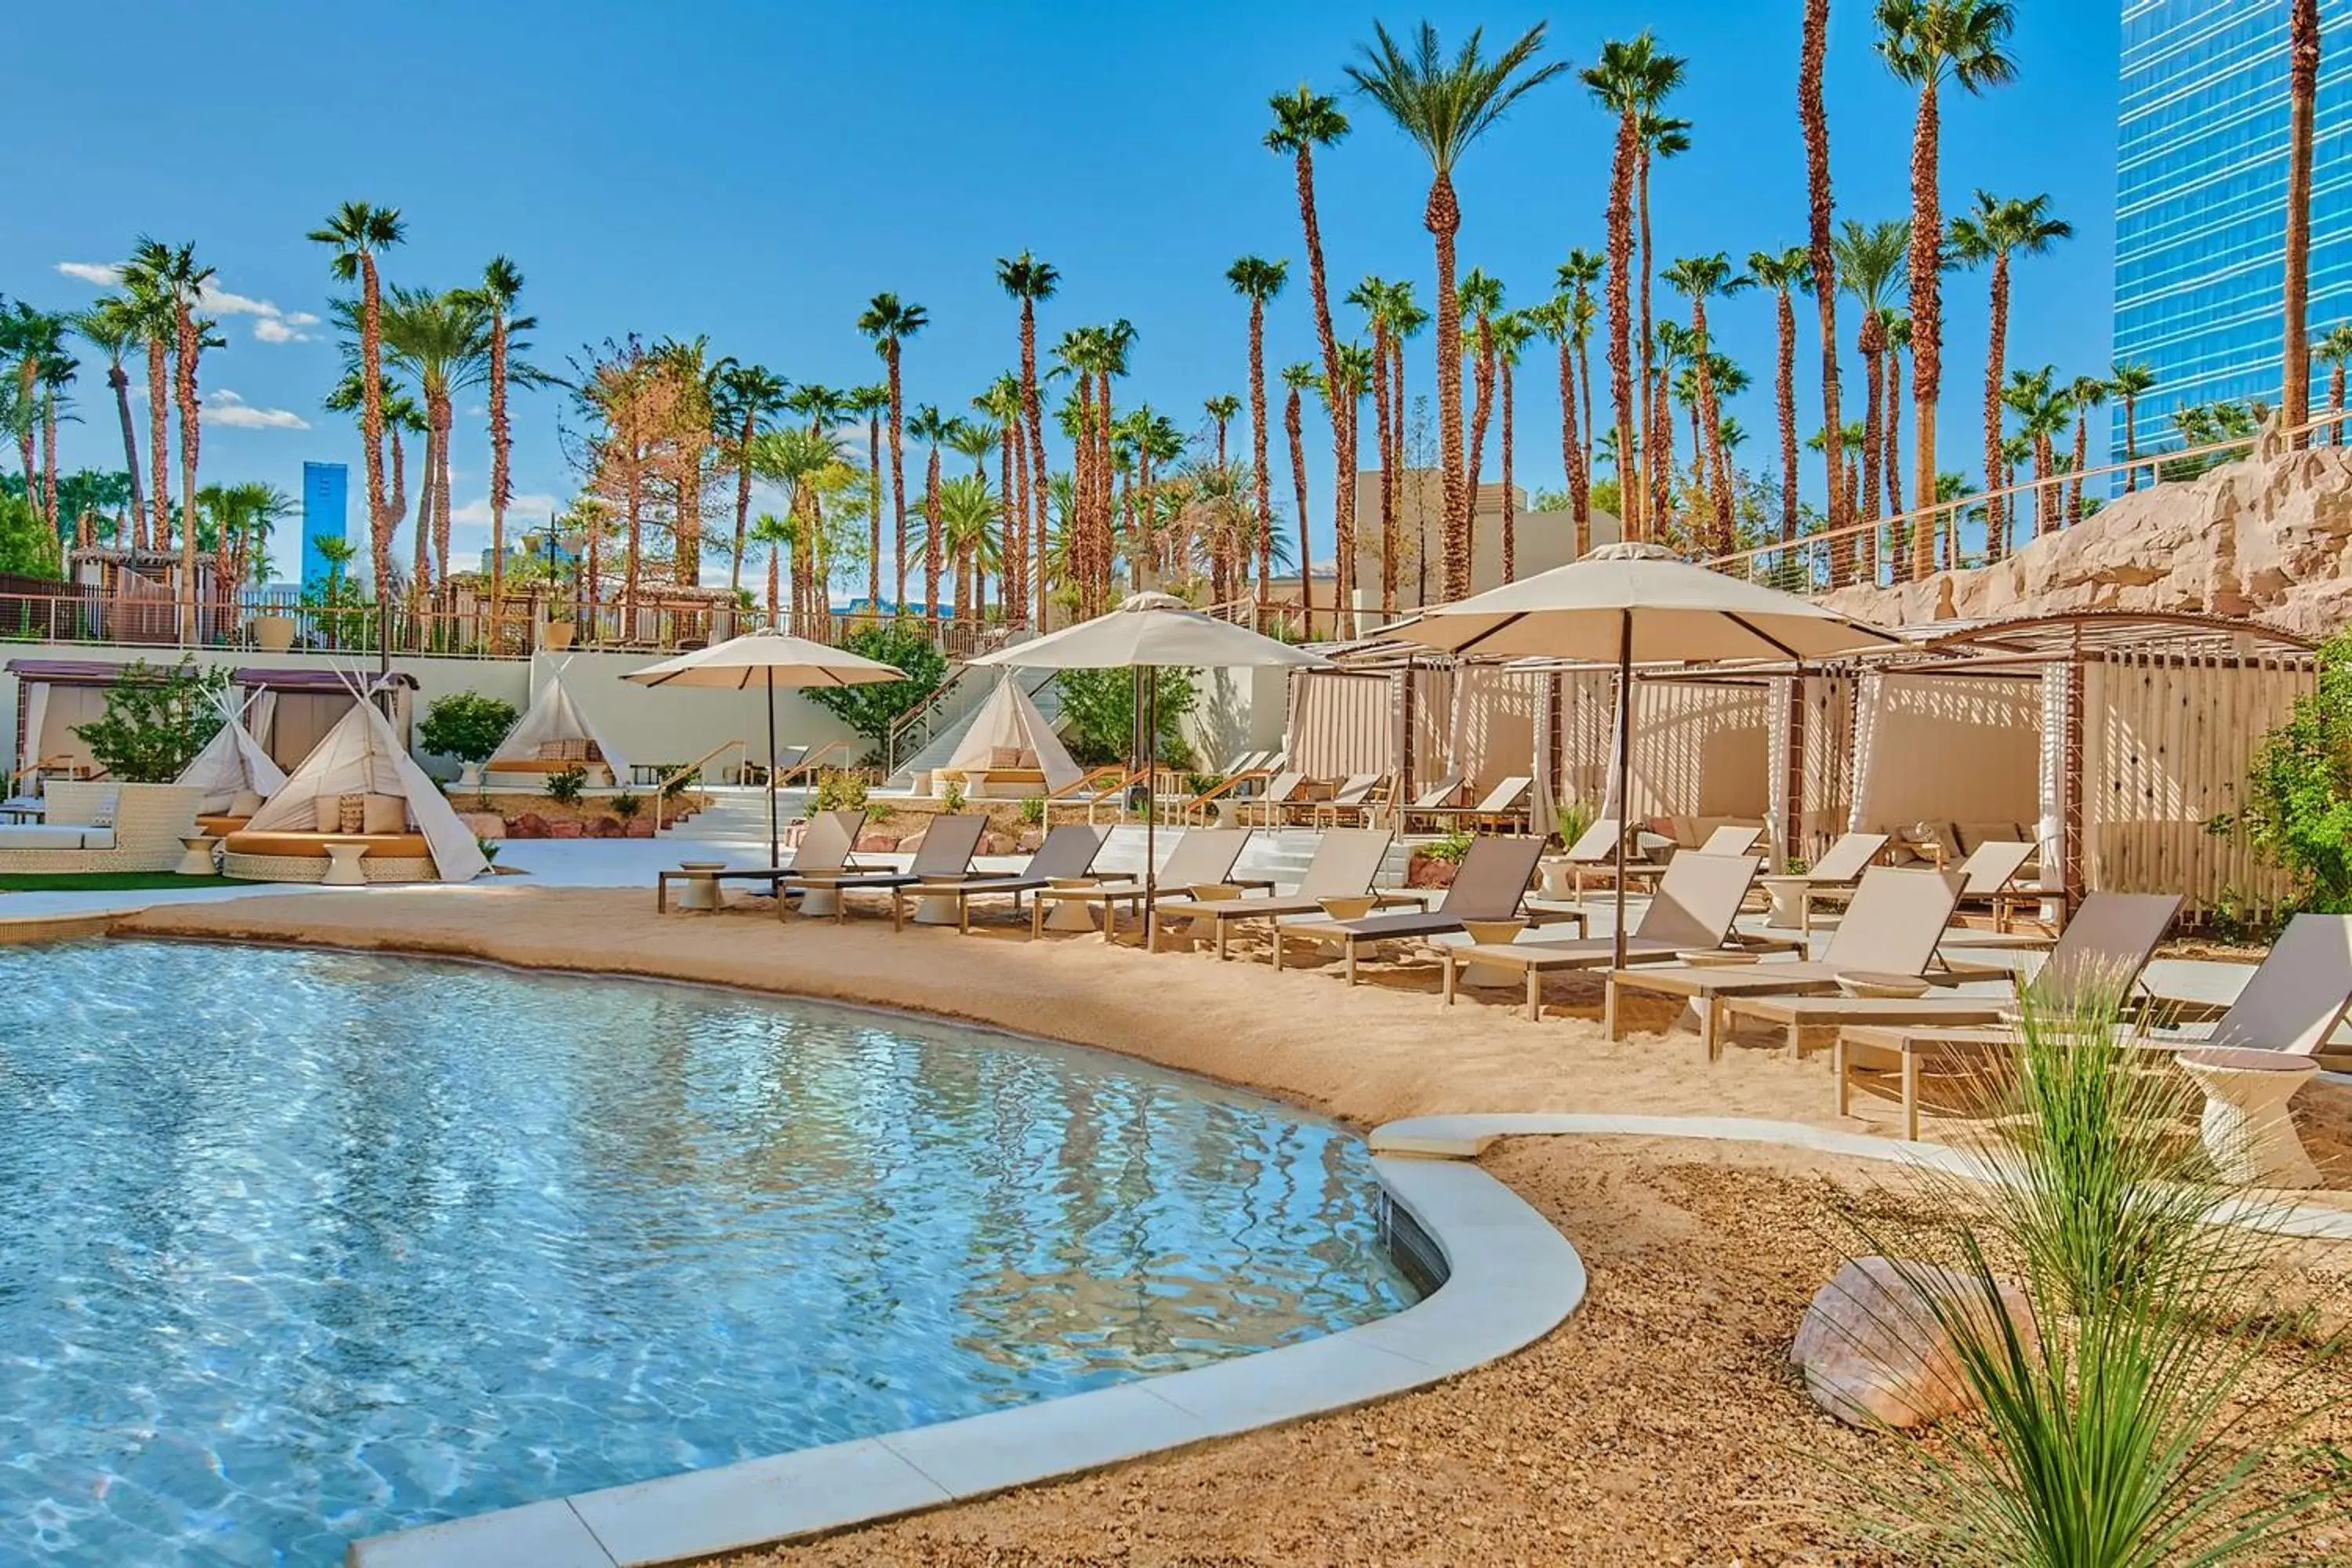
[2113,0,2352,466]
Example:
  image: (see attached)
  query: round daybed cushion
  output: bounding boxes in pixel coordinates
[223,830,434,861]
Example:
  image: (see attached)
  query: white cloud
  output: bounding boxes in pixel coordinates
[448,491,564,527]
[283,311,320,328]
[252,318,301,343]
[57,260,122,285]
[54,260,318,342]
[203,389,310,431]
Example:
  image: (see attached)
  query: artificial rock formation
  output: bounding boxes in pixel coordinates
[1791,1256,2037,1428]
[1825,436,2352,641]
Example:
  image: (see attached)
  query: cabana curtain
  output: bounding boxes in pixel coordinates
[1283,670,1393,779]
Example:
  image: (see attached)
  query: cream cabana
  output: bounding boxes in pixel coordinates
[935,673,1081,798]
[485,657,630,788]
[227,688,489,884]
[176,692,290,833]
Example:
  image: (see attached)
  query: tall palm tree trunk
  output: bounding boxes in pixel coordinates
[1292,141,1347,572]
[1018,301,1047,626]
[2331,364,2347,445]
[1607,112,1640,542]
[1370,322,1396,617]
[2284,0,2321,437]
[1859,343,1885,581]
[1499,354,1518,581]
[1559,332,1590,558]
[2122,390,2140,493]
[1425,177,1469,598]
[1885,347,1909,572]
[1464,318,1497,587]
[1248,298,1273,622]
[1000,420,1018,617]
[1773,282,1799,545]
[488,318,512,627]
[2069,413,2089,524]
[1982,253,2011,559]
[1906,77,1944,528]
[107,364,144,530]
[1287,383,1312,637]
[1693,299,1731,553]
[1335,398,1359,636]
[886,345,907,612]
[1802,0,1847,568]
[358,256,392,611]
[1636,146,1661,534]
[174,303,201,640]
[923,442,942,618]
[144,339,170,553]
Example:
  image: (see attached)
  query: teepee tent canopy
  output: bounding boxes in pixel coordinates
[492,657,630,780]
[176,691,289,813]
[246,690,488,881]
[942,673,1083,793]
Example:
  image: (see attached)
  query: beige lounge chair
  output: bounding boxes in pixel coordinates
[1835,904,2339,1139]
[1029,828,1260,943]
[1606,866,1965,1059]
[1310,773,1389,829]
[1440,851,1769,1021]
[779,812,989,927]
[1240,772,1309,827]
[1164,828,1414,960]
[656,809,867,913]
[1607,822,1768,902]
[1396,774,1466,833]
[1416,775,1534,835]
[1801,837,2033,935]
[1755,831,1891,927]
[933,824,1123,932]
[1276,835,1566,985]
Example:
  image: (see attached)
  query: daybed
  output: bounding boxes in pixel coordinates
[485,738,614,788]
[0,782,201,873]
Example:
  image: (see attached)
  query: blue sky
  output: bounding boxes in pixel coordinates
[8,2,2121,578]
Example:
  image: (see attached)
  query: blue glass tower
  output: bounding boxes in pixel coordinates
[299,461,350,591]
[2114,1,2352,468]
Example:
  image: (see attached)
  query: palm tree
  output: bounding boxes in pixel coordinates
[2110,361,2158,489]
[197,481,294,589]
[74,297,148,529]
[2316,325,2352,445]
[1458,268,1505,585]
[307,202,406,603]
[360,287,497,597]
[841,384,890,611]
[2001,365,2065,542]
[1881,310,1912,552]
[1319,343,1376,631]
[752,425,846,633]
[1949,190,2071,557]
[972,376,1025,614]
[1492,310,1535,582]
[1266,88,1351,560]
[747,510,794,626]
[1635,108,1693,525]
[1202,393,1241,468]
[714,363,791,597]
[114,264,178,550]
[32,348,76,561]
[1748,247,1811,546]
[1583,34,1682,543]
[2,305,66,532]
[996,253,1057,621]
[1348,275,1403,613]
[119,241,213,619]
[1877,0,2020,531]
[1226,255,1288,619]
[2285,0,2322,437]
[1280,361,1317,634]
[2065,375,2108,524]
[1559,249,1603,494]
[1802,0,1847,542]
[1528,297,1588,558]
[474,256,534,615]
[856,292,927,613]
[906,405,953,618]
[1833,220,1910,570]
[1663,252,1748,553]
[1348,20,1566,600]
[931,472,1001,621]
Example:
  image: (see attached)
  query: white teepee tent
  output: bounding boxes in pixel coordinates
[941,672,1083,793]
[489,657,630,782]
[176,692,290,813]
[246,687,489,881]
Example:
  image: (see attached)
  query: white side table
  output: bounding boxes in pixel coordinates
[1457,918,1530,989]
[909,874,966,926]
[1044,880,1102,932]
[176,833,221,877]
[320,837,372,887]
[1756,874,1807,929]
[674,860,727,912]
[2178,1048,2322,1189]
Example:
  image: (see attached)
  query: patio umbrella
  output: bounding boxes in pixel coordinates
[1385,543,1903,966]
[972,592,1326,939]
[623,629,907,864]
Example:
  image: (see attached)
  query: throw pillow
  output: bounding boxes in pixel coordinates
[228,788,265,819]
[361,793,406,835]
[336,794,367,834]
[989,746,1024,769]
[537,739,568,762]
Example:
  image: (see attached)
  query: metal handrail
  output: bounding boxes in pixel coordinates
[650,738,749,834]
[772,739,855,793]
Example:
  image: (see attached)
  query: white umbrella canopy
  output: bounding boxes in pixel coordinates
[623,629,909,864]
[974,593,1327,942]
[971,591,1329,672]
[1385,543,1902,964]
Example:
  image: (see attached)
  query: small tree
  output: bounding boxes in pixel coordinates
[1055,666,1196,770]
[803,620,948,754]
[71,656,230,782]
[544,764,587,807]
[416,691,520,768]
[2219,627,2352,912]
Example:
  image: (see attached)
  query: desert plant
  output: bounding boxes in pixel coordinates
[416,691,518,767]
[813,768,869,814]
[1836,980,2352,1565]
[2213,626,2352,912]
[1018,794,1046,827]
[476,836,501,865]
[609,790,643,822]
[71,655,230,782]
[938,779,967,814]
[660,765,701,800]
[1552,800,1595,851]
[544,764,587,807]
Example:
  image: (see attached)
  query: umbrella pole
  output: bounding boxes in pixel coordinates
[1613,611,1632,971]
[1143,667,1158,951]
[766,666,779,867]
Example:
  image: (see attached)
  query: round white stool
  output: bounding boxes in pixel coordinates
[1457,918,1530,989]
[2178,1048,2322,1189]
[176,833,220,877]
[909,875,965,926]
[674,860,727,912]
[320,838,371,887]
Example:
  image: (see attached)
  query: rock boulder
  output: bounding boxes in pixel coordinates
[507,812,551,840]
[1791,1256,2037,1428]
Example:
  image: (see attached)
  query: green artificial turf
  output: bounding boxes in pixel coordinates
[0,871,244,892]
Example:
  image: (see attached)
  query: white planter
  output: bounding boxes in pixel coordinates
[250,615,297,652]
[458,760,484,789]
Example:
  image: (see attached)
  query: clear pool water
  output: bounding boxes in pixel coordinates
[0,940,1416,1565]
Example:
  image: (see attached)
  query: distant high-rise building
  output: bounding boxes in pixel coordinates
[2113,1,2352,469]
[299,462,349,590]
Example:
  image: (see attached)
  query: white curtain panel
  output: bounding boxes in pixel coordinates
[1846,671,1886,833]
[17,680,47,785]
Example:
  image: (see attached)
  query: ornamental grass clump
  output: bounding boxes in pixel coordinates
[1837,975,2352,1566]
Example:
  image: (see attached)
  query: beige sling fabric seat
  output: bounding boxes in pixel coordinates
[1239,772,1309,827]
[1802,837,2033,935]
[1414,775,1534,834]
[1164,829,1410,960]
[935,824,1120,931]
[1606,866,1965,1059]
[1309,774,1389,829]
[656,809,868,913]
[1276,835,1558,985]
[779,813,988,927]
[1029,829,1258,943]
[1606,822,1768,902]
[1441,851,1766,1021]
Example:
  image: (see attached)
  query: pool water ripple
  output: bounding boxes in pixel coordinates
[0,941,1415,1564]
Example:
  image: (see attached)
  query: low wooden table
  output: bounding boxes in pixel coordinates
[320,837,372,887]
[176,833,221,877]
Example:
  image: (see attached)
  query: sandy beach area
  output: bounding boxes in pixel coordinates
[113,886,2352,1562]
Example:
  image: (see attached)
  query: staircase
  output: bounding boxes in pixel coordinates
[884,667,1067,791]
[659,784,807,844]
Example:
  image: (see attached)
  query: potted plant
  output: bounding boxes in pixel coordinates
[417,691,520,791]
[249,612,297,652]
[542,613,575,652]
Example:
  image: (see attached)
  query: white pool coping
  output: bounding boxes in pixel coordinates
[347,1146,1587,1567]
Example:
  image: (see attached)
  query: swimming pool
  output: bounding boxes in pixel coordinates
[0,940,1417,1565]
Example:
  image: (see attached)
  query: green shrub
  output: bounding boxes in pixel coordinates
[416,691,519,766]
[1424,828,1475,864]
[802,621,948,748]
[1552,800,1594,851]
[544,765,587,807]
[71,655,230,782]
[2212,626,2352,911]
[1018,795,1045,826]
[609,791,643,822]
[660,765,700,800]
[813,768,869,814]
[938,779,967,815]
[476,836,501,866]
[1056,666,1196,770]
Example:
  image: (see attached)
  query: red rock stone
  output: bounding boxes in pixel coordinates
[623,816,655,838]
[456,811,506,840]
[548,821,583,840]
[586,816,623,838]
[855,830,903,852]
[1406,852,1458,889]
[508,812,551,839]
